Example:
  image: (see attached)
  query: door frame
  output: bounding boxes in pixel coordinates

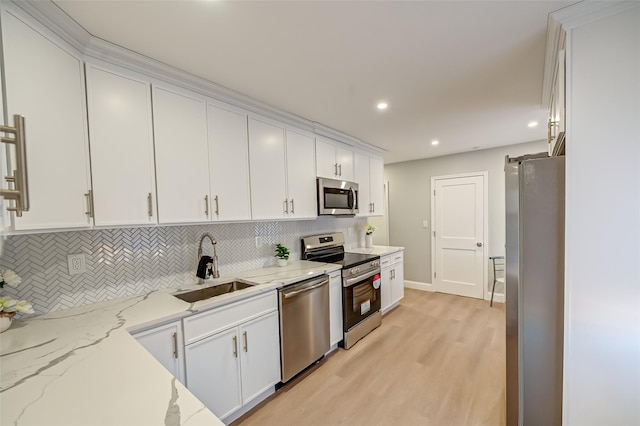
[430,171,489,298]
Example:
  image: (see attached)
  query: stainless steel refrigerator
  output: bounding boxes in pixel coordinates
[505,154,565,426]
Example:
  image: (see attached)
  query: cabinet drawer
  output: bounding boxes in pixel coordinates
[381,251,404,267]
[183,291,277,345]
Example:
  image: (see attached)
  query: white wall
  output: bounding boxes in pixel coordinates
[563,7,640,425]
[384,140,546,288]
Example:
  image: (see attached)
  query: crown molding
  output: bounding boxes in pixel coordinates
[542,1,639,107]
[7,0,384,153]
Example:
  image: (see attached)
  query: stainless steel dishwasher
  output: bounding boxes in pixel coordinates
[278,274,330,383]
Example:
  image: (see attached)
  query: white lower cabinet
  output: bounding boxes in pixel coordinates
[132,320,185,385]
[328,271,343,346]
[381,251,405,314]
[183,293,280,422]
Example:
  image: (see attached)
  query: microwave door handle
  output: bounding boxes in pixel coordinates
[350,187,356,212]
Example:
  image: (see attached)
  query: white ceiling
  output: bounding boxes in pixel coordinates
[55,0,574,164]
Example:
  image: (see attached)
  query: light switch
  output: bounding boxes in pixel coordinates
[422,220,429,229]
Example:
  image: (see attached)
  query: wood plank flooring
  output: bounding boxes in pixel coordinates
[235,289,506,426]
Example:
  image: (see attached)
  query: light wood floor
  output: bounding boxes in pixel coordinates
[236,289,506,426]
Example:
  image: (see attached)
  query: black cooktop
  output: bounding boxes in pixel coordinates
[305,250,379,268]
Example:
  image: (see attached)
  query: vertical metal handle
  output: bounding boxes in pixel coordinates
[171,332,178,359]
[243,331,248,352]
[338,164,342,177]
[232,335,238,358]
[214,195,219,216]
[147,193,153,218]
[204,195,209,217]
[372,202,375,213]
[390,270,393,280]
[334,163,338,176]
[84,190,94,218]
[0,115,30,216]
[284,199,289,214]
[350,187,356,213]
[290,199,294,214]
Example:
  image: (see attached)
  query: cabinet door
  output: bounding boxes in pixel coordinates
[208,103,251,221]
[185,328,242,420]
[239,312,281,405]
[86,65,156,226]
[329,272,343,346]
[315,138,337,179]
[355,152,371,217]
[2,10,91,230]
[133,321,185,384]
[248,118,286,220]
[285,130,317,219]
[152,86,210,224]
[369,156,384,216]
[336,146,354,181]
[381,265,393,313]
[392,262,405,305]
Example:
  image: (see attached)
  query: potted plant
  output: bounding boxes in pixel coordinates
[0,269,34,333]
[274,243,290,267]
[364,224,376,248]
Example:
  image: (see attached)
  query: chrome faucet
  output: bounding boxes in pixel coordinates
[197,233,220,283]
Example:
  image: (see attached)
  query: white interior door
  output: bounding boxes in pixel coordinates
[432,174,486,299]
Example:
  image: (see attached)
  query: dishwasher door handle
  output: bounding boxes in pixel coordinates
[283,277,329,299]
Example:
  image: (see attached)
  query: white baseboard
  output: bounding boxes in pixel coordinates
[486,292,505,304]
[404,280,434,292]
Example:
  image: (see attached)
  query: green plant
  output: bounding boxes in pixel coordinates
[274,243,290,260]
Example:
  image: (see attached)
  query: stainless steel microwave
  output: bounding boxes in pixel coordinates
[317,177,359,216]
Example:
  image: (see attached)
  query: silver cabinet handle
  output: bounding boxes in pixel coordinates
[147,193,153,218]
[214,195,219,216]
[284,199,289,214]
[232,335,238,358]
[171,332,178,359]
[84,190,94,218]
[372,202,375,212]
[290,199,295,214]
[204,195,209,217]
[334,163,338,176]
[477,242,483,247]
[395,256,402,261]
[243,331,248,352]
[338,163,342,176]
[0,115,29,216]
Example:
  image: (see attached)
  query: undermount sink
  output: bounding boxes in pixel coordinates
[173,280,255,303]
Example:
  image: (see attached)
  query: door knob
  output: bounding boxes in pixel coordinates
[477,242,483,247]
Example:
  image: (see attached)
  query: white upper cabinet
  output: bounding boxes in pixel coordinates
[207,102,251,222]
[248,117,287,220]
[85,64,156,227]
[316,138,354,181]
[152,86,210,224]
[2,9,91,230]
[355,152,384,216]
[285,130,317,219]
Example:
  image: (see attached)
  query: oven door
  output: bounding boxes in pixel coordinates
[342,269,381,331]
[317,178,359,215]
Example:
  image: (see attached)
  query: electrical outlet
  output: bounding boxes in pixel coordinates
[255,236,263,248]
[67,254,86,275]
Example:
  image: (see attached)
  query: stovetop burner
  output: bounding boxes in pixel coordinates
[301,232,380,269]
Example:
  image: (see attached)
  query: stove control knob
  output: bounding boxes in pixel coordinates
[350,267,360,275]
[371,260,380,267]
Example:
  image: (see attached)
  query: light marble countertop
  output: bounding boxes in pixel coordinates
[0,260,340,426]
[347,245,405,256]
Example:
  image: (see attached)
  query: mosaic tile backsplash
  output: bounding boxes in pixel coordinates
[0,217,366,315]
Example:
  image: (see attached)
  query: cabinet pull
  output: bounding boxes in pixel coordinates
[372,202,375,212]
[395,256,402,261]
[214,195,219,216]
[284,199,289,214]
[84,190,94,218]
[334,163,338,176]
[290,199,295,214]
[171,332,178,359]
[147,193,153,218]
[390,270,393,279]
[204,195,209,217]
[232,336,238,358]
[338,164,342,177]
[243,331,248,352]
[0,115,29,216]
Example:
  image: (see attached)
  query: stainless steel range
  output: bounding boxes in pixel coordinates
[301,232,382,349]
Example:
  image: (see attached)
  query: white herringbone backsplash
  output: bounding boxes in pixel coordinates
[0,217,366,315]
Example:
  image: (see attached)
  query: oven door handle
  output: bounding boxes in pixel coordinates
[343,269,381,287]
[282,277,329,299]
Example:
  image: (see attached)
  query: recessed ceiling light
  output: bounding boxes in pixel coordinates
[377,102,388,110]
[431,140,439,146]
[528,121,539,128]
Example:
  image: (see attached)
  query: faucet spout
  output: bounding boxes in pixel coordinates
[197,233,220,283]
